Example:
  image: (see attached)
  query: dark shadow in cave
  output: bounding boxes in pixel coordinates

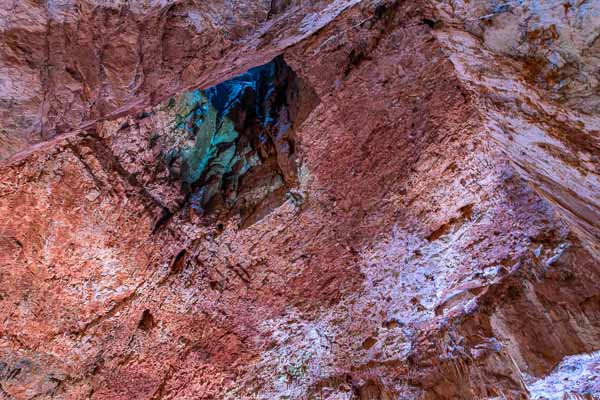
[164,56,320,227]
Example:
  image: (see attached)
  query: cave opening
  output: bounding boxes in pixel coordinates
[162,56,319,226]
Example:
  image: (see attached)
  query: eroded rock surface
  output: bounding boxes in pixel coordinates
[0,0,598,399]
[0,0,359,159]
[429,0,600,260]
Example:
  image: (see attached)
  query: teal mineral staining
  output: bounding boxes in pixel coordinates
[175,90,239,185]
[165,58,291,214]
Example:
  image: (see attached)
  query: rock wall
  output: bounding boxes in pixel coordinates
[429,0,600,260]
[0,0,598,399]
[0,0,359,159]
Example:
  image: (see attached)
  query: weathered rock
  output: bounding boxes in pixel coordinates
[0,0,359,159]
[429,0,600,261]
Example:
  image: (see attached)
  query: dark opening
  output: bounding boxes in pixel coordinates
[138,309,156,331]
[162,56,319,226]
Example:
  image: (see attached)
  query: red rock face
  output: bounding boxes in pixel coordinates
[0,1,599,399]
[0,0,361,159]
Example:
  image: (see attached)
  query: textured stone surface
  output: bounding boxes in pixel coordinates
[0,0,359,159]
[430,0,600,261]
[526,350,600,399]
[0,0,598,399]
